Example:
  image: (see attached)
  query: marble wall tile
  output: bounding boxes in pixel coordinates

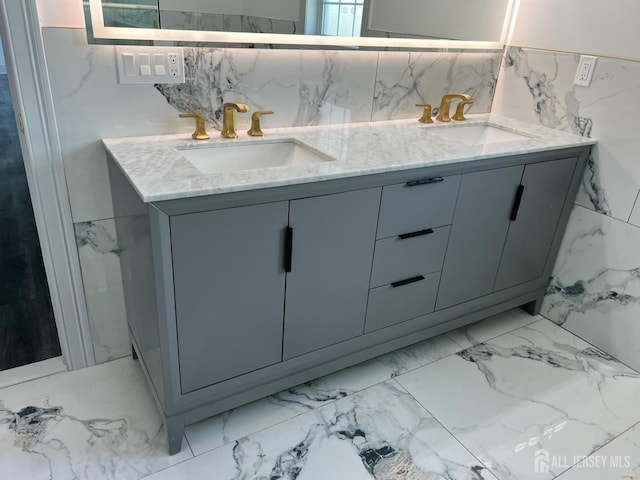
[74,220,129,364]
[493,45,640,373]
[494,47,640,222]
[42,28,187,224]
[541,206,640,372]
[371,51,501,121]
[156,47,379,129]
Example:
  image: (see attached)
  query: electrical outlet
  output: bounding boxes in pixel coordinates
[168,65,180,77]
[574,55,597,87]
[168,53,179,65]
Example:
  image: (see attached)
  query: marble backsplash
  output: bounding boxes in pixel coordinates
[493,46,640,371]
[156,48,499,130]
[42,27,502,365]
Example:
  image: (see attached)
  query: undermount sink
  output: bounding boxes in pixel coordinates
[431,124,535,145]
[178,140,334,174]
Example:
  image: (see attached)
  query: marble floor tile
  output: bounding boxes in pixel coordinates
[396,319,640,480]
[185,358,395,456]
[0,357,66,390]
[556,421,640,479]
[446,308,542,349]
[150,381,497,480]
[374,333,462,377]
[0,357,193,480]
[186,331,463,457]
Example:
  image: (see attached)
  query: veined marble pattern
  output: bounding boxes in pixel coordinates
[396,319,640,480]
[0,358,192,480]
[446,308,542,349]
[75,219,130,364]
[556,421,640,479]
[494,46,640,222]
[152,381,498,480]
[541,205,640,372]
[156,47,380,129]
[2,311,640,479]
[372,51,501,121]
[186,330,464,457]
[42,28,183,223]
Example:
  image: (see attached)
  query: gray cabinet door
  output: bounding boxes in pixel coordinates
[283,188,381,360]
[436,166,524,310]
[171,202,289,394]
[494,157,577,291]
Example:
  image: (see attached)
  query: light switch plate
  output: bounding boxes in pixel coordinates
[115,46,185,85]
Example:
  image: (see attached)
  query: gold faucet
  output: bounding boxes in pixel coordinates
[415,104,433,124]
[179,113,210,140]
[436,94,474,122]
[221,102,250,139]
[247,111,275,136]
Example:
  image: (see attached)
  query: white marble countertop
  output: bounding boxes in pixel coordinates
[103,114,595,203]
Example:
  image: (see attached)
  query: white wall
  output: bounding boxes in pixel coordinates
[510,0,640,61]
[36,0,84,28]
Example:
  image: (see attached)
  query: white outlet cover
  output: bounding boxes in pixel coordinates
[574,55,597,87]
[115,46,185,85]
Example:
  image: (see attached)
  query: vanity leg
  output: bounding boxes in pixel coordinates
[166,414,184,455]
[522,294,545,316]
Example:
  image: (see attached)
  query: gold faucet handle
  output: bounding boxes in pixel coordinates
[247,111,275,137]
[451,97,474,121]
[179,113,210,140]
[415,104,433,124]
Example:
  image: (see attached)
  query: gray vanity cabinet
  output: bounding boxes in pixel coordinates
[436,166,525,310]
[107,142,590,456]
[493,157,577,291]
[171,202,289,394]
[436,157,579,310]
[283,188,382,359]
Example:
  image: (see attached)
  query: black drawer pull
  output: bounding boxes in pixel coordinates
[510,184,525,221]
[391,275,425,288]
[284,226,293,273]
[398,228,434,240]
[405,177,444,187]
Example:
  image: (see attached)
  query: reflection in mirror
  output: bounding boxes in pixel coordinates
[86,0,516,49]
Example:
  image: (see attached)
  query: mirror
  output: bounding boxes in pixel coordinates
[86,0,516,50]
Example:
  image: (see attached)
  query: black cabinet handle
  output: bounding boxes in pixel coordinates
[284,226,293,273]
[510,185,525,221]
[391,275,425,288]
[405,177,444,187]
[398,228,434,240]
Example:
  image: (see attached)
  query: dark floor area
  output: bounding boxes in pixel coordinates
[0,74,61,371]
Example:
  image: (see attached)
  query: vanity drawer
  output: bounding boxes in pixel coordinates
[370,226,449,288]
[377,175,461,239]
[365,272,440,333]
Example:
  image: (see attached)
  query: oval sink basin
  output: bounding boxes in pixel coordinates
[431,124,535,145]
[178,140,334,174]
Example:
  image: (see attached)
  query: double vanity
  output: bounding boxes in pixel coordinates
[104,114,594,454]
